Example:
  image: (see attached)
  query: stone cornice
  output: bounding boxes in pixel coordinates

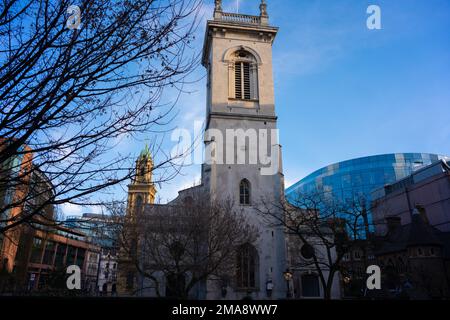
[208,111,277,123]
[202,20,278,67]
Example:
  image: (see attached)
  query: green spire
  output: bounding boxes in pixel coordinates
[139,143,152,160]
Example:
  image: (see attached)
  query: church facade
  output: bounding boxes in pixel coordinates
[118,1,341,300]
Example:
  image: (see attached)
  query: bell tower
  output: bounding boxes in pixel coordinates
[202,0,287,300]
[127,144,156,215]
[118,145,157,296]
[203,0,278,121]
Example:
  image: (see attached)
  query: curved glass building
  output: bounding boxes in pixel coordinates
[286,153,450,228]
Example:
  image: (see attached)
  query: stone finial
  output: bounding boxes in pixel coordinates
[260,0,268,17]
[214,0,222,12]
[214,0,222,19]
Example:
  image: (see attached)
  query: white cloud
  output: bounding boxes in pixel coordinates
[60,203,104,218]
[60,202,83,217]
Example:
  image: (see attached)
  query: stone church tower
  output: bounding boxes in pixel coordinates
[201,0,287,299]
[117,145,156,295]
[118,1,294,300]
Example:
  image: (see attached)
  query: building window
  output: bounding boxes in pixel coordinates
[42,241,56,265]
[397,257,406,273]
[76,248,85,267]
[301,274,320,297]
[343,253,350,261]
[229,50,258,100]
[66,246,77,265]
[30,238,43,264]
[236,243,258,290]
[239,179,250,205]
[235,62,251,100]
[54,244,67,267]
[300,244,315,260]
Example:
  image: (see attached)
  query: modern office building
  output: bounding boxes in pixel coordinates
[372,159,450,234]
[65,213,119,295]
[286,153,450,232]
[0,162,100,293]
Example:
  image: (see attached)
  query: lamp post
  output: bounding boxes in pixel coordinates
[266,278,273,298]
[221,278,228,298]
[283,269,293,299]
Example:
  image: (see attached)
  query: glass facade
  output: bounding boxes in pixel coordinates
[286,153,450,227]
[64,214,117,249]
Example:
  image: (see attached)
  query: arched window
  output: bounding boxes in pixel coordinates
[239,179,250,205]
[236,243,258,290]
[140,164,146,178]
[397,257,406,273]
[229,50,258,100]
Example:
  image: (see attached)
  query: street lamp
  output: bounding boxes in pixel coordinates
[283,269,293,298]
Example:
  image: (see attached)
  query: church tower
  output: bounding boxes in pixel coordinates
[127,144,156,215]
[117,145,156,295]
[202,0,287,299]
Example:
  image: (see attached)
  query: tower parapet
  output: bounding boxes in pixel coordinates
[213,0,270,26]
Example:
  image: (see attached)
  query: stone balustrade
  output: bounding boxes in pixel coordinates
[219,12,262,25]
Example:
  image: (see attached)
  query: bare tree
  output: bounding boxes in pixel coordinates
[259,192,373,300]
[115,195,258,299]
[0,0,201,234]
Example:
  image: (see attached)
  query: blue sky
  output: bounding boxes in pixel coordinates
[268,0,450,186]
[62,0,450,215]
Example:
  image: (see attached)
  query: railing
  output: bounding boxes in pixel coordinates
[220,12,261,25]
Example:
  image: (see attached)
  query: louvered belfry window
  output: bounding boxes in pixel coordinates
[235,61,251,100]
